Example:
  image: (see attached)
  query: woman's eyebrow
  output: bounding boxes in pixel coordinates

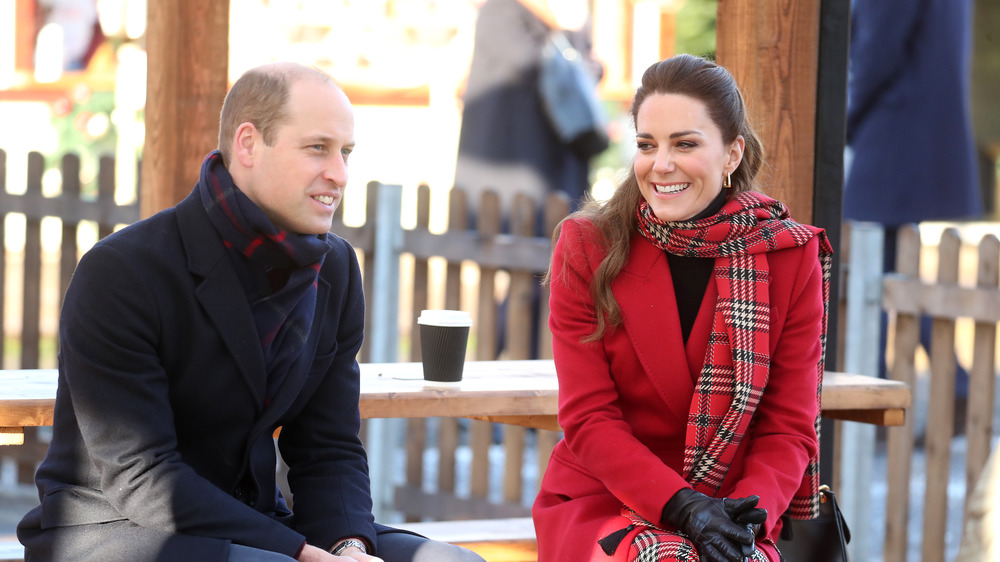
[669,130,703,139]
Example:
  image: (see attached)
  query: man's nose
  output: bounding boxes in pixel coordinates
[325,155,348,187]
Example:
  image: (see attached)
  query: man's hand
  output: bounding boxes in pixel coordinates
[296,543,384,562]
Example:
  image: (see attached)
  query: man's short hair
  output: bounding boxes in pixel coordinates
[217,63,333,166]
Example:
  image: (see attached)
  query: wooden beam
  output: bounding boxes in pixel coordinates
[141,0,230,218]
[716,0,821,222]
[14,0,36,71]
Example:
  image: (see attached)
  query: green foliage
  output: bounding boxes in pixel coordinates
[675,0,717,60]
[49,89,118,172]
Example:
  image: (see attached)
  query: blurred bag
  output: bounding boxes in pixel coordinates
[538,31,609,159]
[776,485,851,562]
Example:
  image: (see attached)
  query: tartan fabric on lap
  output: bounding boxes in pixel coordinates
[622,506,773,562]
[636,190,833,520]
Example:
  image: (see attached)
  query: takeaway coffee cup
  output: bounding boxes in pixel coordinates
[417,310,473,382]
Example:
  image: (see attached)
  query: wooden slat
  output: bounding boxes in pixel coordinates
[22,152,43,369]
[885,224,921,561]
[438,417,459,496]
[967,235,999,509]
[882,276,1000,323]
[538,194,569,361]
[502,423,525,505]
[469,419,492,500]
[411,185,432,363]
[59,155,80,313]
[476,191,501,362]
[467,415,559,432]
[505,194,535,361]
[401,230,552,272]
[923,228,961,562]
[97,156,121,239]
[445,187,468,316]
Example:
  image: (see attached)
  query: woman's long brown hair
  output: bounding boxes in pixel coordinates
[547,54,766,341]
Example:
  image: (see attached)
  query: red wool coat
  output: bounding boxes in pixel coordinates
[532,218,823,561]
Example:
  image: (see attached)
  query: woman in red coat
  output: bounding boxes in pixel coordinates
[532,54,833,561]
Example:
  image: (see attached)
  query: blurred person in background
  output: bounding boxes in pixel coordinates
[454,0,607,220]
[843,0,982,430]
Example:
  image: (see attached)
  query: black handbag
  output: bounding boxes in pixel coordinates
[776,485,851,562]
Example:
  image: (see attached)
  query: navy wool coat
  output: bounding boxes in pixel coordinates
[843,0,981,226]
[18,189,377,560]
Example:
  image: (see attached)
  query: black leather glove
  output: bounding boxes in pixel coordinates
[724,495,767,558]
[661,488,756,562]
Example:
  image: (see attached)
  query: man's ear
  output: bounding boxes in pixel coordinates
[233,122,258,168]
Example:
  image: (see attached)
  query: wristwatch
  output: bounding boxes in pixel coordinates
[332,538,367,556]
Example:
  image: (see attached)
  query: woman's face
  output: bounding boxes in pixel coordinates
[633,93,744,222]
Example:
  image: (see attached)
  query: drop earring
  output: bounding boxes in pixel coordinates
[723,172,731,189]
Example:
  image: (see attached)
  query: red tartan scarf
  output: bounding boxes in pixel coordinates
[198,151,332,404]
[636,190,833,520]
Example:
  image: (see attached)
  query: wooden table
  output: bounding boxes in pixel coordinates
[0,360,909,444]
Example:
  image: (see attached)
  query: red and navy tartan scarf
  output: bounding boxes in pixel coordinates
[636,190,833,520]
[198,151,332,404]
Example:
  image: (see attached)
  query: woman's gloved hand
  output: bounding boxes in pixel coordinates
[724,495,767,557]
[661,488,756,562]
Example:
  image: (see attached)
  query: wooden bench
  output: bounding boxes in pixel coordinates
[404,517,536,562]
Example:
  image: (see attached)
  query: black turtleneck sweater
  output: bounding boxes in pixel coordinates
[665,190,728,342]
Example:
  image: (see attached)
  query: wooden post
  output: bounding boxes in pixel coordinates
[716,0,821,221]
[141,0,229,218]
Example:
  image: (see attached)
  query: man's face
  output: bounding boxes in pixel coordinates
[240,78,355,235]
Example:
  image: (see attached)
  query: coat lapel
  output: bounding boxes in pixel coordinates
[176,192,268,412]
[613,236,695,419]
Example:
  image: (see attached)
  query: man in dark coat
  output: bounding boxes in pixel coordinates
[842,0,981,408]
[17,62,484,562]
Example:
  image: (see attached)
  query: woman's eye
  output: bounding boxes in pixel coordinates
[636,141,654,150]
[677,140,698,149]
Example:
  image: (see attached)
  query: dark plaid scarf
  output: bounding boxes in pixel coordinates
[198,151,332,404]
[636,190,833,520]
